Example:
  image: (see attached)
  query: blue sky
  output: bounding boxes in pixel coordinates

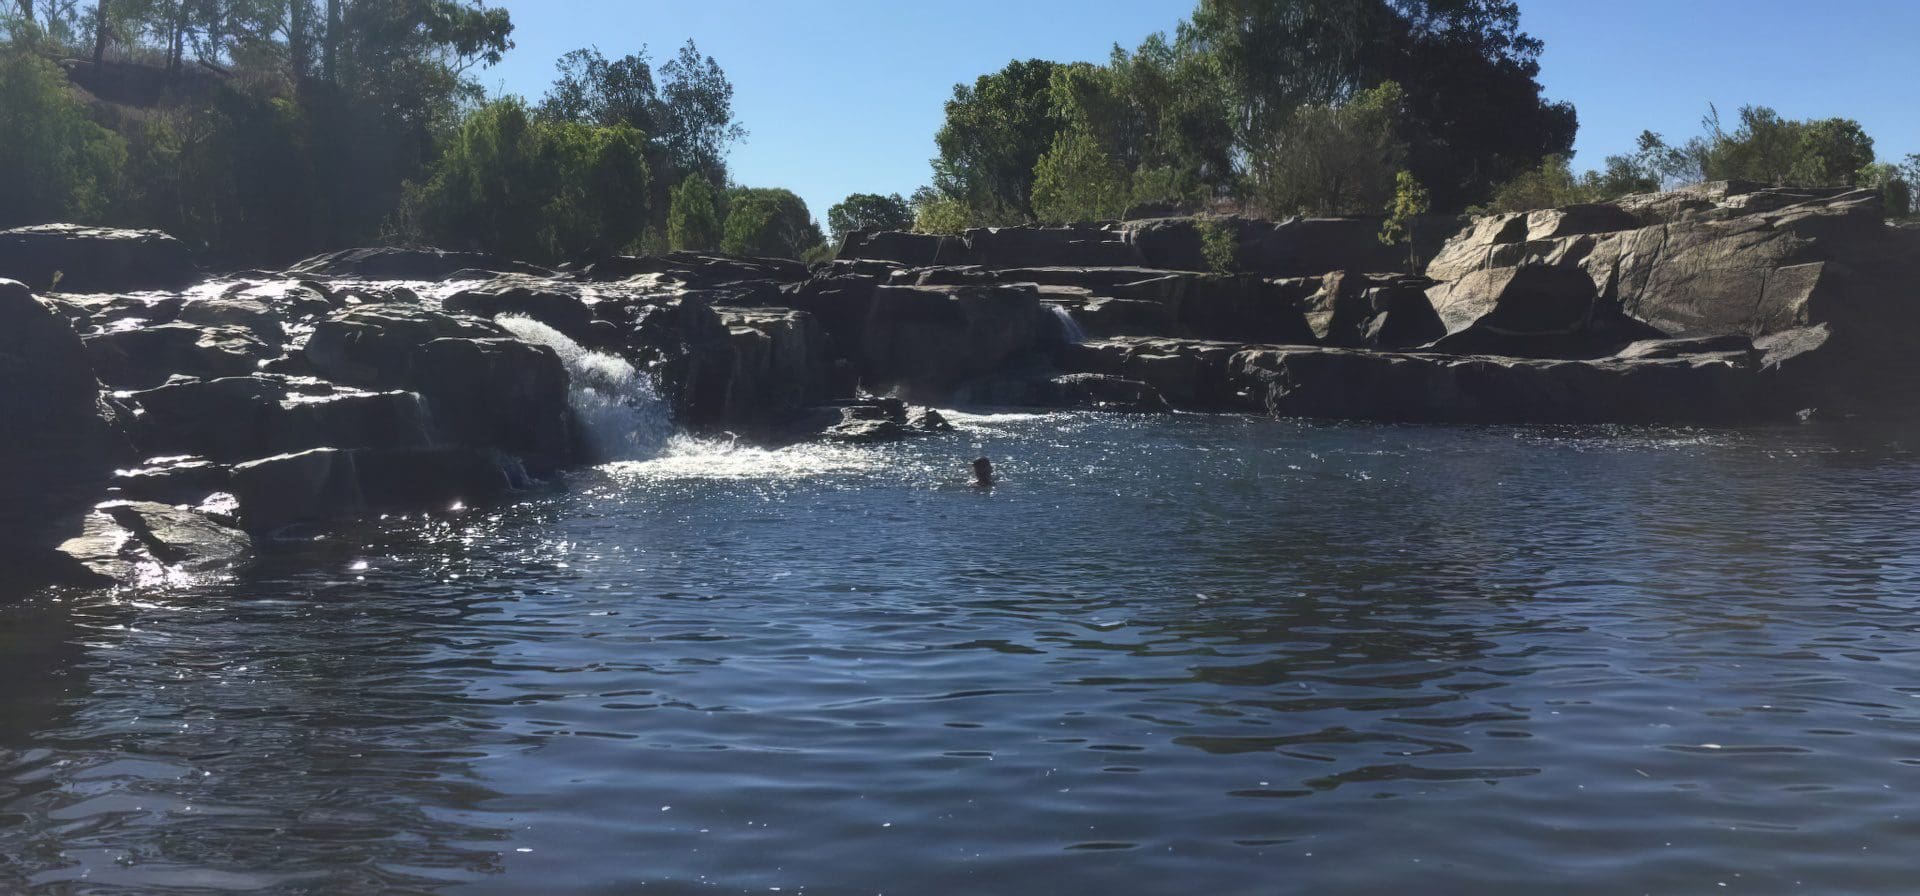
[484,0,1920,221]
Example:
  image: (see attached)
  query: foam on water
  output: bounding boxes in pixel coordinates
[602,434,882,482]
[496,316,673,462]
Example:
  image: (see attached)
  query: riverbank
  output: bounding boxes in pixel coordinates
[4,180,1918,590]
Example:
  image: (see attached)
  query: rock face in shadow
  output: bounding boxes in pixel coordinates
[0,225,197,293]
[0,279,125,580]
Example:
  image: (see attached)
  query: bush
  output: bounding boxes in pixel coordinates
[1250,81,1406,217]
[399,98,651,263]
[1196,216,1236,274]
[668,176,722,251]
[721,187,823,259]
[826,193,913,242]
[0,49,125,227]
[1031,127,1131,224]
[910,187,973,234]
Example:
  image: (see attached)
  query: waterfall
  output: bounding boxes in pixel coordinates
[1047,304,1087,344]
[495,316,673,462]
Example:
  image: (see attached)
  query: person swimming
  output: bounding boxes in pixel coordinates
[971,457,994,487]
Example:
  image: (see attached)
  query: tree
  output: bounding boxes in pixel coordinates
[1379,169,1430,271]
[0,47,125,227]
[1687,106,1878,189]
[539,46,657,132]
[395,97,651,263]
[910,185,972,234]
[1253,80,1406,217]
[1031,126,1131,223]
[1176,0,1574,211]
[667,175,721,251]
[721,187,822,258]
[656,39,745,186]
[1482,154,1591,213]
[931,58,1064,224]
[826,192,912,242]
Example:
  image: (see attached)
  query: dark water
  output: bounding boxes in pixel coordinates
[6,412,1920,894]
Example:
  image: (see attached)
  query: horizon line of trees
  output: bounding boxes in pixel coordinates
[4,0,1915,269]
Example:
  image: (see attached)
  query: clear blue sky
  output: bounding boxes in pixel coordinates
[483,0,1920,221]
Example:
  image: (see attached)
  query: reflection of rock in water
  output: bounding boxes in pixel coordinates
[0,596,94,754]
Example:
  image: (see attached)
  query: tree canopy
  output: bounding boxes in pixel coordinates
[826,193,913,242]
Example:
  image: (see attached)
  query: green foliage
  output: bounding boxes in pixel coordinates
[721,187,823,259]
[932,58,1065,224]
[1031,127,1132,223]
[1857,163,1913,219]
[1178,0,1574,211]
[1482,154,1592,213]
[1689,105,1878,188]
[657,39,747,186]
[1252,80,1406,217]
[397,97,651,263]
[0,47,125,227]
[826,193,913,242]
[1195,216,1236,274]
[540,47,659,131]
[910,186,973,235]
[1379,170,1430,270]
[668,176,722,251]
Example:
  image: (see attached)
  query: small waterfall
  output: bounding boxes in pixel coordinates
[496,316,673,462]
[1047,305,1087,344]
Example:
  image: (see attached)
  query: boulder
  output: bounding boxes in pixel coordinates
[287,247,551,280]
[1231,346,1768,424]
[1122,215,1457,277]
[0,224,196,293]
[231,448,365,533]
[173,295,287,346]
[0,279,124,574]
[1057,337,1259,411]
[1110,272,1318,344]
[837,229,958,267]
[408,338,574,472]
[126,376,432,464]
[443,276,598,342]
[55,501,251,584]
[955,371,1170,412]
[1302,272,1446,349]
[304,305,504,388]
[1423,264,1662,359]
[352,447,525,512]
[85,324,276,389]
[112,456,232,505]
[715,308,834,423]
[859,283,1047,398]
[961,224,1142,268]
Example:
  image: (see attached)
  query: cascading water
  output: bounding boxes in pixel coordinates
[495,316,673,462]
[1047,304,1087,344]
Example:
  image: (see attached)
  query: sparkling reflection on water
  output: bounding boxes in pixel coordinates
[6,413,1920,893]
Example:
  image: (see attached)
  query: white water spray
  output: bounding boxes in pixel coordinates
[1047,305,1087,344]
[496,316,673,462]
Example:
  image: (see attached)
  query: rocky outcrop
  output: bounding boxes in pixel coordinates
[0,224,197,293]
[124,375,432,464]
[55,501,251,585]
[1058,337,1260,411]
[85,323,277,388]
[858,284,1047,399]
[288,247,551,280]
[0,279,126,577]
[443,276,598,343]
[1232,346,1767,424]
